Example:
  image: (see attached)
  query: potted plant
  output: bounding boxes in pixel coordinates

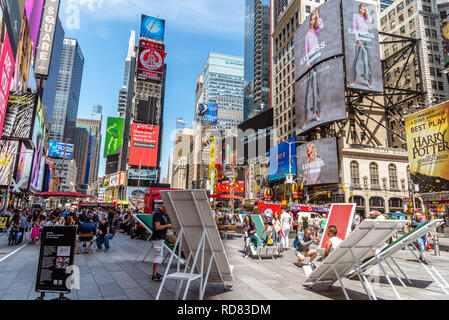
[302,216,309,231]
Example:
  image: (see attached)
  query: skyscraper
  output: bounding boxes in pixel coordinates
[73,126,91,187]
[201,53,245,131]
[244,0,271,120]
[49,38,85,143]
[117,31,135,118]
[176,117,186,130]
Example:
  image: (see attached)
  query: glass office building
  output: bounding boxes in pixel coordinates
[50,38,85,143]
[202,53,244,131]
[244,0,271,121]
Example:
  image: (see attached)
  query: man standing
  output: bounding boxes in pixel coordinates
[150,206,173,281]
[352,213,361,231]
[411,211,434,264]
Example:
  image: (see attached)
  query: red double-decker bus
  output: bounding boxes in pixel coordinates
[143,186,180,214]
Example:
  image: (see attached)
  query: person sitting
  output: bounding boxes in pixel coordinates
[294,228,317,269]
[96,217,114,252]
[75,216,97,253]
[323,225,343,260]
[260,222,274,246]
[243,214,262,257]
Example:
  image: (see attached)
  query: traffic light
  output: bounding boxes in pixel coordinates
[350,191,354,198]
[342,186,346,193]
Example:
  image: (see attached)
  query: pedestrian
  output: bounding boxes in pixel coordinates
[323,225,343,260]
[352,213,361,231]
[312,214,321,242]
[280,208,293,251]
[272,212,282,245]
[149,206,173,281]
[411,211,434,264]
[30,220,40,245]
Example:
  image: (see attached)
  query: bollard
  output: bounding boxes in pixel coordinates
[434,234,440,256]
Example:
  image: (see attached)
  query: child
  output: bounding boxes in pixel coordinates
[323,225,343,260]
[30,221,40,245]
[260,222,274,246]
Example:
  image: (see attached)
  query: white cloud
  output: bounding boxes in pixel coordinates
[63,0,244,37]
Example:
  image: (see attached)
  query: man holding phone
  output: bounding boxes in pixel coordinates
[150,206,173,281]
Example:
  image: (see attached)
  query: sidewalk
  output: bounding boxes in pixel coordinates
[0,232,448,300]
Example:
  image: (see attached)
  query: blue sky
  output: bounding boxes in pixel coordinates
[58,0,244,180]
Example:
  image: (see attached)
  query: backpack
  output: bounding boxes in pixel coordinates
[293,235,299,251]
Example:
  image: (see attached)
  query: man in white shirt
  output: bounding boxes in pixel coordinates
[352,214,361,231]
[280,209,293,251]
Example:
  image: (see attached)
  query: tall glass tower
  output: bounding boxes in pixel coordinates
[49,38,85,143]
[202,53,244,131]
[244,0,271,121]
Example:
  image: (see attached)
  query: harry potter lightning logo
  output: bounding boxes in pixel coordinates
[406,103,449,193]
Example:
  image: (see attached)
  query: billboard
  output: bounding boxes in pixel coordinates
[137,39,164,82]
[11,13,32,92]
[34,0,60,77]
[442,15,449,69]
[140,15,165,41]
[296,137,339,186]
[405,102,449,193]
[237,108,273,164]
[127,186,145,210]
[136,98,157,123]
[48,141,73,159]
[2,91,36,139]
[104,117,124,158]
[0,28,15,140]
[295,57,346,135]
[294,0,343,81]
[342,0,383,92]
[105,154,119,175]
[268,137,297,182]
[0,139,19,186]
[128,123,159,168]
[2,0,24,58]
[197,103,218,125]
[30,99,45,190]
[128,168,157,181]
[25,0,43,55]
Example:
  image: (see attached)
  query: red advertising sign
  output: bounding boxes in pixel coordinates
[0,32,15,140]
[137,39,164,82]
[129,123,159,167]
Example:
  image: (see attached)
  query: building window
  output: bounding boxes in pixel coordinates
[390,20,396,29]
[423,16,429,25]
[430,67,435,76]
[400,26,405,34]
[428,54,434,63]
[397,2,404,12]
[389,198,403,208]
[408,7,413,16]
[431,30,437,39]
[425,28,430,37]
[422,5,431,13]
[432,80,437,89]
[438,81,444,91]
[370,197,385,209]
[430,17,436,26]
[381,16,387,25]
[306,5,311,13]
[351,161,360,188]
[389,164,398,190]
[388,10,395,20]
[409,19,415,28]
[370,162,380,189]
[427,41,432,50]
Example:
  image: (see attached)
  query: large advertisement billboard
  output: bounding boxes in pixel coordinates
[268,137,297,182]
[25,0,44,55]
[30,100,45,190]
[140,15,165,41]
[48,141,73,159]
[2,0,24,58]
[197,103,218,125]
[104,117,124,158]
[294,0,343,81]
[405,103,449,193]
[237,108,273,164]
[296,137,339,186]
[34,0,60,77]
[2,91,36,139]
[11,14,33,92]
[342,0,383,92]
[127,187,145,210]
[0,139,19,186]
[137,39,164,82]
[295,57,346,135]
[128,168,157,181]
[0,26,15,141]
[128,123,159,168]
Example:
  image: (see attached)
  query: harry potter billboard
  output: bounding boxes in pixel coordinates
[405,102,449,193]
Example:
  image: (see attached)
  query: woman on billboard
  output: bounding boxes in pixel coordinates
[302,9,323,130]
[348,3,373,89]
[303,142,325,185]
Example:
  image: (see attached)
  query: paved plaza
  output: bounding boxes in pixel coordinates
[0,232,448,300]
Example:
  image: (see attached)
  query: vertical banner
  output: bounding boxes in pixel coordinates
[405,103,449,193]
[0,31,15,140]
[137,39,164,82]
[104,117,124,158]
[342,0,383,92]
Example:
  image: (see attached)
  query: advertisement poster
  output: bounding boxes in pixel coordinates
[405,102,449,193]
[137,39,164,82]
[197,103,218,125]
[2,92,36,139]
[30,100,45,190]
[295,57,346,135]
[442,14,449,69]
[342,0,383,92]
[3,0,24,57]
[11,14,32,92]
[268,137,297,181]
[127,187,145,210]
[25,0,43,55]
[48,141,73,159]
[0,139,19,186]
[296,137,339,186]
[104,117,124,158]
[128,123,159,167]
[128,168,157,181]
[140,14,165,41]
[35,226,77,294]
[0,30,15,140]
[294,0,343,81]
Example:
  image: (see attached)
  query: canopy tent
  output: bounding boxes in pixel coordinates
[33,192,93,198]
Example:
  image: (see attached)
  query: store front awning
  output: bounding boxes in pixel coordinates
[33,192,93,198]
